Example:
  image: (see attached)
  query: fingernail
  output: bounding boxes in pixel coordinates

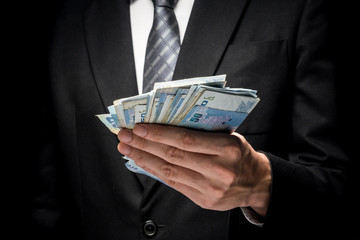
[118,129,132,143]
[133,125,148,137]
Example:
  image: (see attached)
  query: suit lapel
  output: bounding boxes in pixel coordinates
[84,0,138,108]
[84,0,159,193]
[83,0,251,203]
[174,0,250,80]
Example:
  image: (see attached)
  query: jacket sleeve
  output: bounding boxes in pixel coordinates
[261,0,351,237]
[230,0,352,238]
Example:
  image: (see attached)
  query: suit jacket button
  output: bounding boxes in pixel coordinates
[143,220,157,237]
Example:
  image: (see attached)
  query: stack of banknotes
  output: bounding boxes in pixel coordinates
[96,74,260,183]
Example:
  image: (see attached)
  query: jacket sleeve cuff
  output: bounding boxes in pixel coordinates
[240,207,264,227]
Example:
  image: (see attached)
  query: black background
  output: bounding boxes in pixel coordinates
[6,0,359,238]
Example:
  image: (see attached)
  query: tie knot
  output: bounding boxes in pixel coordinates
[152,0,178,8]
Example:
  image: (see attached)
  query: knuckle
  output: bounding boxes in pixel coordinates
[179,131,195,148]
[165,146,184,163]
[150,126,164,142]
[134,149,144,160]
[224,169,237,185]
[136,137,148,150]
[129,149,145,165]
[224,139,242,159]
[160,163,176,179]
[200,199,217,210]
[218,167,237,186]
[208,185,226,200]
[199,199,209,209]
[165,179,177,188]
[198,160,213,173]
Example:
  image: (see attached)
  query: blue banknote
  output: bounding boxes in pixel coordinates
[153,91,176,122]
[96,114,120,134]
[124,157,166,185]
[178,105,249,132]
[123,108,135,127]
[96,74,261,184]
[107,105,121,128]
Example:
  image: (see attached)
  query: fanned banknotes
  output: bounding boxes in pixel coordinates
[96,75,260,182]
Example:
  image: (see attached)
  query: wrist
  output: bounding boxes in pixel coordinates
[247,151,272,217]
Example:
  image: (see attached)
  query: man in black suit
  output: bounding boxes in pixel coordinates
[31,0,353,239]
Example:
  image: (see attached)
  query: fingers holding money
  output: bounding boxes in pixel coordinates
[132,124,231,156]
[117,130,241,211]
[118,124,271,214]
[117,127,216,175]
[117,129,208,191]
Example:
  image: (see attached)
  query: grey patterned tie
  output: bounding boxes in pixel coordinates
[143,0,181,93]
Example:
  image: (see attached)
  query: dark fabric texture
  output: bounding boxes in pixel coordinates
[23,0,357,239]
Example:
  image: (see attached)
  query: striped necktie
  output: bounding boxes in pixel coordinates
[143,0,180,93]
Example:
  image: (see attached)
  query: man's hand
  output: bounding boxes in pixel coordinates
[117,124,271,216]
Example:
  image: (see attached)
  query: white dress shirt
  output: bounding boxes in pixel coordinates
[130,0,195,94]
[129,0,264,227]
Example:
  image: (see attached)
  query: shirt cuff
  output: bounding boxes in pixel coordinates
[240,207,265,227]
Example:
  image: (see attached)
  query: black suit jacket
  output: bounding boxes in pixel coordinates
[31,0,352,239]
